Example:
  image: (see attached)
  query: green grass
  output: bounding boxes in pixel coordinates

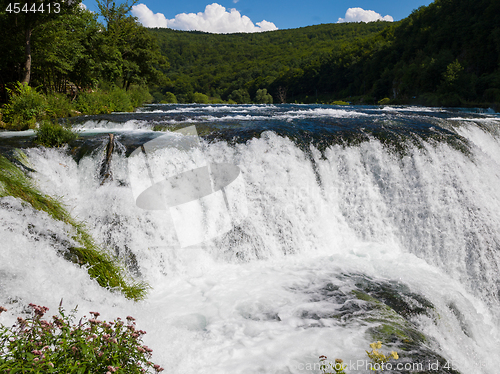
[0,155,148,301]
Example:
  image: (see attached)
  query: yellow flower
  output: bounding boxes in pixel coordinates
[391,351,399,360]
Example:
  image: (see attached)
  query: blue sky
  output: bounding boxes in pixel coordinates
[81,0,434,32]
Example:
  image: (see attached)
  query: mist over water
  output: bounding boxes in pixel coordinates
[1,104,500,373]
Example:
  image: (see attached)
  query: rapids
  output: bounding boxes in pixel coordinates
[1,104,500,373]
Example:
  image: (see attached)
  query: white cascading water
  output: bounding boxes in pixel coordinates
[1,107,500,373]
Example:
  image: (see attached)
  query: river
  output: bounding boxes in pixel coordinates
[1,104,500,373]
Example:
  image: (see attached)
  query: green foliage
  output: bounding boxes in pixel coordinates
[254,88,273,104]
[75,86,150,114]
[229,88,251,104]
[127,85,153,108]
[209,96,225,104]
[443,60,464,86]
[378,98,391,105]
[108,87,134,112]
[2,82,47,130]
[34,121,78,148]
[149,0,500,107]
[0,155,148,301]
[0,83,151,130]
[162,92,177,103]
[44,93,77,119]
[75,90,114,114]
[0,304,164,373]
[192,92,209,104]
[331,100,349,105]
[151,22,389,102]
[0,0,165,106]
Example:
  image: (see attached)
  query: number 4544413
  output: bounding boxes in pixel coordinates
[5,2,61,13]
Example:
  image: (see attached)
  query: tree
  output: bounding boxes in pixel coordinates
[96,0,138,30]
[0,0,82,85]
[32,8,102,91]
[228,88,250,104]
[112,17,168,90]
[254,88,273,104]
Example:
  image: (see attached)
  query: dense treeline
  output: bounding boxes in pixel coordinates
[0,0,166,96]
[0,0,166,122]
[0,0,169,129]
[149,22,390,104]
[305,0,500,106]
[151,0,500,107]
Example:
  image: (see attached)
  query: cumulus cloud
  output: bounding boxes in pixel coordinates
[337,7,393,23]
[131,3,277,33]
[132,3,168,28]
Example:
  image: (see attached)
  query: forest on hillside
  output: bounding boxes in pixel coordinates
[1,0,499,110]
[151,0,500,107]
[149,21,390,104]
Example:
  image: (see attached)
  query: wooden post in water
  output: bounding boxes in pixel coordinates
[100,133,114,185]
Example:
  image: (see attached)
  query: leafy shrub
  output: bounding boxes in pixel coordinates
[0,304,164,373]
[228,88,251,104]
[45,93,76,119]
[34,121,78,147]
[254,88,273,104]
[75,87,152,114]
[75,90,112,115]
[128,85,153,108]
[192,92,209,104]
[109,88,133,112]
[161,92,177,103]
[2,82,47,130]
[209,96,224,104]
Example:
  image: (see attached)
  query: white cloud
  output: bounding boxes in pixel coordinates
[131,3,277,33]
[132,3,168,28]
[337,7,393,23]
[79,2,87,10]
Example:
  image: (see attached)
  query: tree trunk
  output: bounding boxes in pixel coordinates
[21,27,32,85]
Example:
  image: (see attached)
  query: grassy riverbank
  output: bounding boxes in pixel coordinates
[0,83,152,131]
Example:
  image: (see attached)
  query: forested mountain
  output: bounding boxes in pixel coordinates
[149,22,391,104]
[151,0,500,106]
[323,0,500,105]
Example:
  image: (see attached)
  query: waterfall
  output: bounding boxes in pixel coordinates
[1,105,499,373]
